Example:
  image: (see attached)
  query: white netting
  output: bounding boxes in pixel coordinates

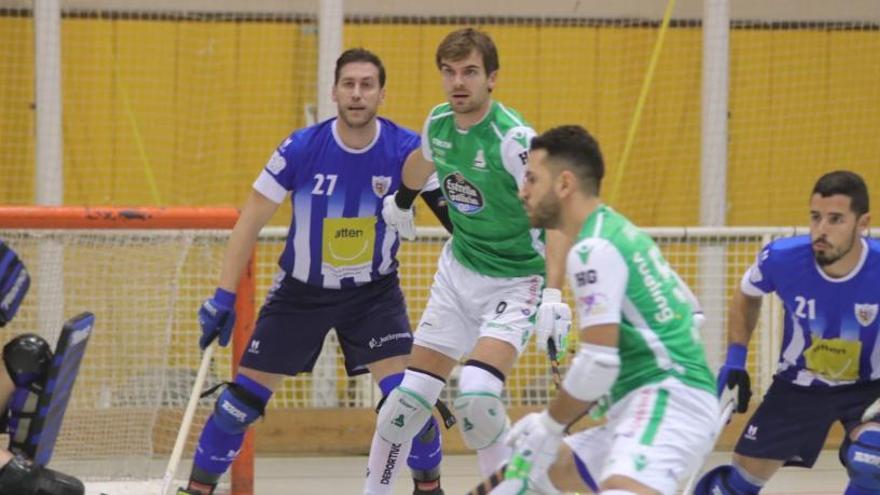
[0,229,235,483]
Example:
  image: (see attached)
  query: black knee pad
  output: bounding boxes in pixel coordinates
[0,455,84,495]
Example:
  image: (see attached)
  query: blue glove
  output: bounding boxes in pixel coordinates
[198,288,236,349]
[717,343,752,413]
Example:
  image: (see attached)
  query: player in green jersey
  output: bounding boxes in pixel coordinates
[371,28,571,492]
[495,125,719,495]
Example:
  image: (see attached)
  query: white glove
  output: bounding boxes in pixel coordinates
[535,288,572,359]
[503,411,566,492]
[382,193,416,241]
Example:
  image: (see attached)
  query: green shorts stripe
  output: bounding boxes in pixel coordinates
[639,388,669,446]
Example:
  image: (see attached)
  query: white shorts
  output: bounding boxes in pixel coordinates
[413,241,543,360]
[564,377,720,495]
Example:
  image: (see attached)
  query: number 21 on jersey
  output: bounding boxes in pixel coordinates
[794,296,816,319]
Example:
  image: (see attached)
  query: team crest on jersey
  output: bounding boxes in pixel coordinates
[371,176,392,198]
[855,303,878,327]
[266,152,286,174]
[472,149,486,169]
[443,172,484,214]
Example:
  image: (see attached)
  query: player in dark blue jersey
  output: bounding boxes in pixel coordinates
[696,171,880,495]
[180,49,452,495]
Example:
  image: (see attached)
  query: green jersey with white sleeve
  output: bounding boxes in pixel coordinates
[568,204,715,402]
[422,101,544,278]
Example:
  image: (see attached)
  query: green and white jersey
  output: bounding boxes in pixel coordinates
[569,205,715,402]
[422,101,544,278]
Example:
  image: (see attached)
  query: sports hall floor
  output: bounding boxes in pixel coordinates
[85,451,850,494]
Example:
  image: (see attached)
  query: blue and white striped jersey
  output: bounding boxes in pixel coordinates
[253,117,421,289]
[741,235,880,387]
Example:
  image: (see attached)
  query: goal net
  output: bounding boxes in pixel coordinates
[0,207,254,494]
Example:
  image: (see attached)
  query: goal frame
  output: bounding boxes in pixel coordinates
[0,206,256,495]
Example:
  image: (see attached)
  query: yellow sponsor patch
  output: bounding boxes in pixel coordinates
[804,337,861,381]
[321,217,376,277]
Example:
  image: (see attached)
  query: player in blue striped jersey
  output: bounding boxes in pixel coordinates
[696,171,880,495]
[180,49,452,495]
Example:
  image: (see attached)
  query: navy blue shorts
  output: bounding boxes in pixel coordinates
[735,377,880,467]
[239,272,412,377]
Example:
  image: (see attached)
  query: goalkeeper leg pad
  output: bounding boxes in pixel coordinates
[845,429,880,491]
[9,314,94,466]
[2,334,52,437]
[453,392,508,451]
[0,455,84,495]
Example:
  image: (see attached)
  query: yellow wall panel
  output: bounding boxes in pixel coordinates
[536,26,600,131]
[0,17,35,204]
[172,21,239,206]
[728,29,775,225]
[827,31,880,202]
[112,20,178,205]
[62,18,116,205]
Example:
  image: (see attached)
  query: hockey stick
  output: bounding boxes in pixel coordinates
[465,464,507,495]
[547,338,562,390]
[680,389,737,494]
[160,344,215,495]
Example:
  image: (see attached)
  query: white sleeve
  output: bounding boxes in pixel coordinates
[740,266,768,297]
[252,151,289,204]
[500,126,536,188]
[422,172,440,192]
[567,238,628,328]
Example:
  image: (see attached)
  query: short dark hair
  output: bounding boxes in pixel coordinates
[812,170,870,216]
[334,48,386,87]
[530,125,605,195]
[435,28,500,75]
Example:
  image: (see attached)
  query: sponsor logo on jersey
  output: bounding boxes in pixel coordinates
[579,292,609,316]
[855,303,878,327]
[575,270,597,287]
[472,149,486,169]
[443,172,485,214]
[368,332,412,349]
[632,251,674,324]
[431,137,452,149]
[372,175,392,198]
[266,152,286,174]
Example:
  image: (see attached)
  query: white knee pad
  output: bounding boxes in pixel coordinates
[376,385,434,444]
[453,392,509,450]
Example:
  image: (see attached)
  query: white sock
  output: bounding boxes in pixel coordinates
[459,365,510,477]
[363,432,413,495]
[364,369,445,494]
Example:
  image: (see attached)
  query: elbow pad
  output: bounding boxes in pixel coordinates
[562,343,620,403]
